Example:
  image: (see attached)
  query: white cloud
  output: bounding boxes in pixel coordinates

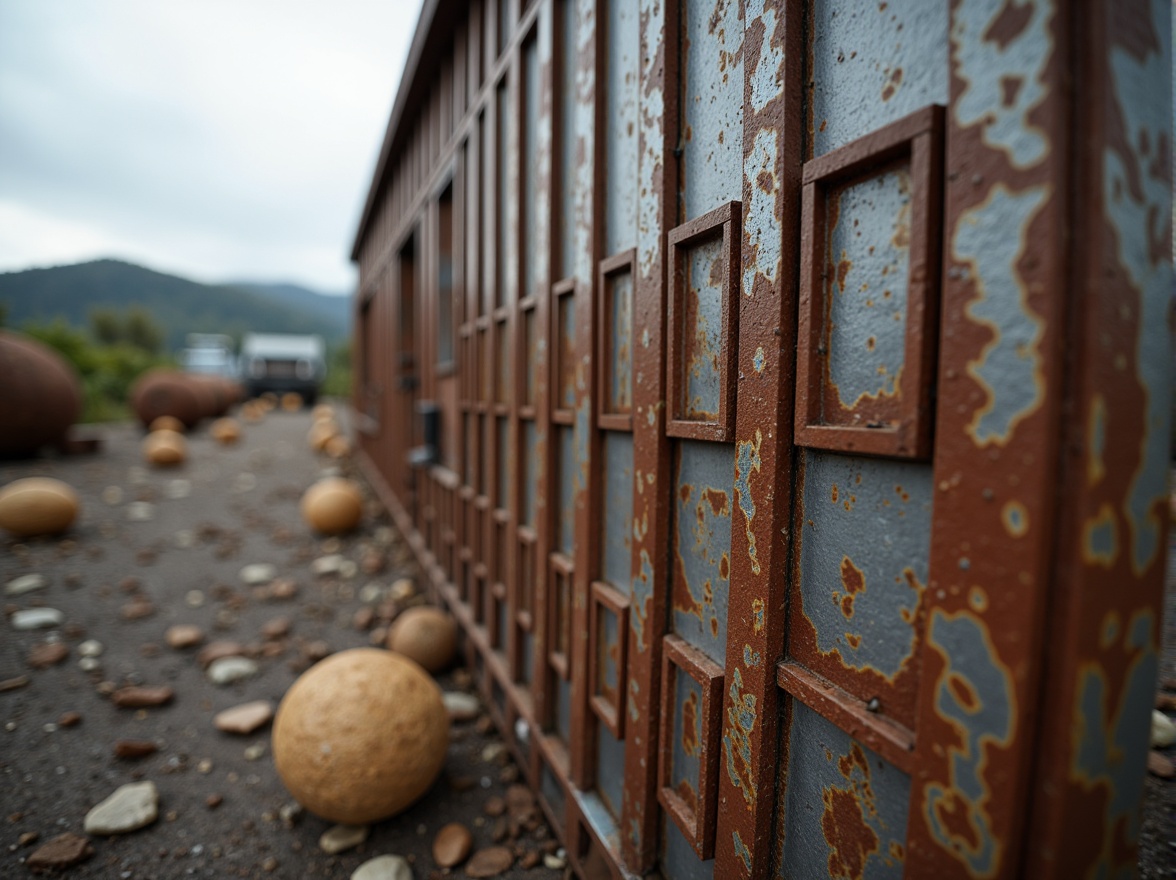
[0,0,422,292]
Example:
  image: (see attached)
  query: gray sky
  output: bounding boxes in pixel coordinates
[0,0,423,294]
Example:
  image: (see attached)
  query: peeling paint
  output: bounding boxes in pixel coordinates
[1082,504,1119,568]
[954,183,1050,446]
[723,667,758,810]
[735,430,763,576]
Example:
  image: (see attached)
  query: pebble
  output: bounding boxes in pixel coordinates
[442,692,481,723]
[206,793,223,809]
[1147,749,1175,778]
[311,555,344,576]
[101,486,124,505]
[27,642,69,669]
[165,624,205,649]
[243,742,267,761]
[1152,711,1176,748]
[165,479,191,499]
[120,597,155,620]
[543,852,567,870]
[185,589,206,608]
[12,608,64,630]
[78,657,101,672]
[207,656,259,685]
[78,639,104,657]
[319,824,369,854]
[351,854,413,880]
[239,564,277,585]
[174,529,196,548]
[0,674,31,692]
[57,711,82,727]
[464,846,514,878]
[114,740,159,759]
[214,700,275,734]
[197,641,246,668]
[389,578,416,601]
[126,502,155,522]
[261,616,291,639]
[25,832,94,869]
[111,686,174,708]
[5,573,46,595]
[433,821,474,867]
[84,781,159,834]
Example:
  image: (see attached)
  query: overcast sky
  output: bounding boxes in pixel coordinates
[0,0,423,295]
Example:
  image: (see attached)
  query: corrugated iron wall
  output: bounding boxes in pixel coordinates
[350,1,1172,877]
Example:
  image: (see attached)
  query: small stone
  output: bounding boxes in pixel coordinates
[518,851,541,869]
[279,802,303,826]
[443,692,481,723]
[481,743,507,764]
[205,794,223,809]
[243,742,267,761]
[311,554,344,576]
[351,854,413,880]
[433,822,474,867]
[197,641,246,668]
[11,608,64,630]
[483,796,506,818]
[1147,749,1175,778]
[165,479,191,499]
[240,563,277,585]
[353,607,375,631]
[126,501,155,521]
[543,853,567,870]
[214,700,275,734]
[1152,710,1176,748]
[120,597,156,620]
[25,832,94,869]
[6,573,46,595]
[319,824,369,854]
[112,685,174,708]
[18,831,39,847]
[207,656,259,685]
[84,781,159,834]
[102,486,124,505]
[261,856,278,872]
[78,657,101,672]
[174,529,196,548]
[390,578,416,601]
[268,578,299,600]
[465,846,514,877]
[261,616,291,639]
[78,639,103,657]
[166,624,205,649]
[0,674,30,692]
[185,589,206,608]
[57,711,82,728]
[27,641,69,668]
[114,739,159,759]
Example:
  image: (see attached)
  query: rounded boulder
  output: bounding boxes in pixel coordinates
[300,477,363,535]
[387,606,458,674]
[0,330,82,457]
[272,648,448,824]
[0,477,80,538]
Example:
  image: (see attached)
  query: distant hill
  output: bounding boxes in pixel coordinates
[0,259,352,352]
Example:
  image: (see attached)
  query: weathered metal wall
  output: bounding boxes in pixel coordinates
[349,1,1172,877]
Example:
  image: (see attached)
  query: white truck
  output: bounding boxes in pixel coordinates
[239,332,326,405]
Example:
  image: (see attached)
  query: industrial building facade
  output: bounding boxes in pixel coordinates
[350,1,1172,876]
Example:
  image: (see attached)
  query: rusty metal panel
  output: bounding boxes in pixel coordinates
[595,723,626,820]
[793,450,932,727]
[778,700,910,879]
[604,0,640,254]
[680,0,744,220]
[671,440,733,667]
[680,235,723,421]
[522,419,541,525]
[557,424,576,556]
[601,432,633,589]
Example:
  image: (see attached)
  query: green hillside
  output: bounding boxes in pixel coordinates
[0,259,351,352]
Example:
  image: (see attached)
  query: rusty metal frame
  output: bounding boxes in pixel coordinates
[588,579,629,739]
[657,633,723,861]
[665,200,742,442]
[595,248,636,432]
[795,104,943,460]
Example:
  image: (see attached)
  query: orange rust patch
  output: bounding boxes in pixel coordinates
[681,690,700,758]
[821,785,880,880]
[930,788,982,854]
[719,553,730,580]
[846,633,862,650]
[836,257,852,292]
[947,673,979,713]
[679,483,692,504]
[711,616,719,638]
[703,487,729,517]
[881,67,903,101]
[839,557,866,619]
[832,484,839,503]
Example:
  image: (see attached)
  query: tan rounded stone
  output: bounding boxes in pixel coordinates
[281,392,303,412]
[272,648,448,824]
[210,418,241,445]
[324,434,351,459]
[148,415,186,433]
[307,420,340,452]
[387,606,458,674]
[142,429,187,467]
[433,821,473,867]
[300,477,363,535]
[0,477,80,538]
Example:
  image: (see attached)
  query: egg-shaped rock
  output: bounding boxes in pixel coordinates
[0,477,80,538]
[324,434,351,460]
[149,415,186,433]
[387,606,458,673]
[272,648,448,824]
[0,331,83,457]
[307,420,339,452]
[130,370,203,429]
[300,477,363,535]
[281,392,303,412]
[142,429,187,466]
[209,418,241,445]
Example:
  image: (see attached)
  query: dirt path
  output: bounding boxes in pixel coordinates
[1,406,564,879]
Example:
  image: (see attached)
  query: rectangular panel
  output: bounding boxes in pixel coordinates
[790,449,932,729]
[595,722,626,821]
[495,79,513,307]
[496,318,512,404]
[667,202,741,441]
[552,279,577,417]
[671,440,733,667]
[680,0,744,219]
[807,0,949,159]
[601,431,633,588]
[522,305,539,409]
[796,106,943,459]
[777,700,910,879]
[589,580,629,738]
[597,250,635,429]
[658,634,723,860]
[521,34,540,300]
[604,0,640,254]
[556,425,576,556]
[496,416,510,510]
[521,420,540,526]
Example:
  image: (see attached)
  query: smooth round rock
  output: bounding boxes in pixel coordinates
[387,606,458,674]
[210,418,241,444]
[272,648,448,824]
[207,656,258,685]
[282,392,303,412]
[142,429,187,467]
[319,823,369,854]
[308,420,340,452]
[1152,710,1176,748]
[351,855,413,880]
[433,821,474,867]
[11,607,65,630]
[130,370,203,429]
[84,781,159,834]
[148,415,186,433]
[214,700,274,734]
[0,330,82,457]
[300,477,363,535]
[0,477,80,538]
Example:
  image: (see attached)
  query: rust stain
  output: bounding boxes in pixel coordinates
[836,255,852,292]
[831,483,839,503]
[999,75,1023,108]
[837,556,866,619]
[681,689,701,758]
[880,66,903,101]
[703,487,730,517]
[821,743,881,880]
[751,597,765,634]
[982,0,1034,50]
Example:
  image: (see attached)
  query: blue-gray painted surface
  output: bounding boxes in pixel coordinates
[596,721,626,820]
[496,81,514,306]
[609,270,634,413]
[799,450,932,681]
[778,701,909,879]
[672,440,733,666]
[825,166,911,409]
[603,432,634,589]
[599,599,621,704]
[557,675,573,742]
[682,235,725,422]
[809,0,948,158]
[522,35,540,299]
[541,761,566,822]
[605,0,640,255]
[681,0,743,220]
[558,425,575,555]
[558,294,577,409]
[670,666,705,813]
[663,812,715,880]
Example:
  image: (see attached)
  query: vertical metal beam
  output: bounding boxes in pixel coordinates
[713,1,801,876]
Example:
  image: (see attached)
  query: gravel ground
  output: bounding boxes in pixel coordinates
[0,405,565,880]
